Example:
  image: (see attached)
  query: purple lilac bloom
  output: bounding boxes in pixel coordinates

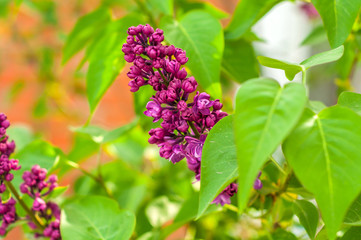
[123,24,263,205]
[0,198,17,235]
[0,114,21,235]
[21,165,61,240]
[0,113,21,194]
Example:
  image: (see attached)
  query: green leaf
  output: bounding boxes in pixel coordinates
[257,56,303,80]
[160,10,224,99]
[61,196,135,240]
[198,115,237,217]
[161,192,220,238]
[234,78,307,212]
[86,15,141,114]
[338,92,361,116]
[258,45,344,80]
[147,0,173,16]
[222,38,259,83]
[301,25,328,46]
[311,0,361,48]
[340,227,361,239]
[13,140,64,188]
[62,7,111,64]
[72,119,137,144]
[294,200,319,239]
[300,45,344,70]
[344,193,361,226]
[175,0,229,20]
[225,0,282,40]
[283,106,361,240]
[6,125,34,152]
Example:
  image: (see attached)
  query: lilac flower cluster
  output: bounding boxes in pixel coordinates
[0,113,20,193]
[0,113,20,235]
[0,113,61,239]
[0,198,16,235]
[21,165,61,240]
[122,24,245,205]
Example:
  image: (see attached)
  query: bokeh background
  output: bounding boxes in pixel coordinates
[0,0,360,239]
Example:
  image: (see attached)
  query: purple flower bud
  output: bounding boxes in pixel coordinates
[134,45,144,55]
[128,80,140,92]
[124,54,136,63]
[5,173,13,181]
[33,197,47,211]
[165,60,181,74]
[182,77,198,93]
[213,100,223,110]
[150,29,164,44]
[205,114,217,128]
[212,183,238,205]
[159,143,173,159]
[148,128,166,145]
[168,79,181,90]
[127,26,139,35]
[1,120,10,129]
[176,68,187,79]
[20,183,29,194]
[193,92,214,115]
[175,120,189,132]
[143,24,155,36]
[174,48,188,64]
[144,101,162,122]
[177,100,188,111]
[126,36,135,44]
[165,45,175,56]
[168,144,185,163]
[253,171,263,190]
[147,47,158,59]
[0,184,6,193]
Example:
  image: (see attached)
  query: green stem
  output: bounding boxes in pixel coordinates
[187,121,200,138]
[301,66,309,97]
[64,161,115,199]
[156,69,168,85]
[269,156,286,175]
[5,181,45,230]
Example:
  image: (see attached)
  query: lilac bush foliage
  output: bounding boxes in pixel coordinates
[0,113,61,239]
[122,24,263,205]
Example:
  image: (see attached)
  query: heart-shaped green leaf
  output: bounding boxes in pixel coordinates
[257,57,303,80]
[344,193,361,226]
[222,39,259,83]
[234,78,307,212]
[86,15,141,114]
[311,0,361,48]
[258,45,344,80]
[293,200,319,239]
[283,106,361,240]
[160,10,224,99]
[62,8,111,64]
[61,196,135,240]
[300,45,344,69]
[198,115,237,217]
[338,91,361,116]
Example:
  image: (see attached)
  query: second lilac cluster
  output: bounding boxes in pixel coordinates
[21,165,61,240]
